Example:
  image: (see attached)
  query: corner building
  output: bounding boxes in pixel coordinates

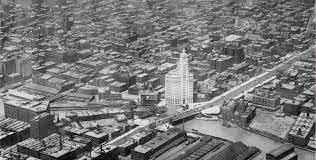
[165,49,193,111]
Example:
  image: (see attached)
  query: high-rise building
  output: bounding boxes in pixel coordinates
[0,74,4,88]
[16,55,32,78]
[30,112,51,139]
[1,56,16,75]
[165,49,194,111]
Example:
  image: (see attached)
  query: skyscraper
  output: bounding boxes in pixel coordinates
[165,49,193,111]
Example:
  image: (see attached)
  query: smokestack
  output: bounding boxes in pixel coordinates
[40,140,45,146]
[100,144,103,152]
[59,135,63,150]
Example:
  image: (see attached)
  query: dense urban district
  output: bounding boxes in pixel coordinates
[0,0,315,160]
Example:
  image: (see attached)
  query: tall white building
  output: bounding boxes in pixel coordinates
[165,49,194,111]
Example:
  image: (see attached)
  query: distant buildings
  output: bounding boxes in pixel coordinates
[209,54,234,73]
[165,49,194,111]
[16,55,33,78]
[223,43,245,64]
[0,55,32,85]
[0,56,17,76]
[0,0,314,159]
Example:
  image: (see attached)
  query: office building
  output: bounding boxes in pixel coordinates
[209,54,234,72]
[165,49,194,111]
[30,113,51,140]
[4,100,50,123]
[283,100,300,116]
[251,88,281,111]
[1,56,16,75]
[223,45,245,64]
[16,55,32,78]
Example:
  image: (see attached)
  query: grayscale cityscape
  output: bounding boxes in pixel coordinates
[0,0,315,160]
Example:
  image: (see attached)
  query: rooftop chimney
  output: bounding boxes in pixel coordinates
[297,128,303,136]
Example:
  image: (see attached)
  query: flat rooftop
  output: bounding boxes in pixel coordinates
[5,100,49,113]
[225,35,242,41]
[250,112,296,139]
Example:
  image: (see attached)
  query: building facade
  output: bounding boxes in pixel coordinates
[251,88,281,111]
[139,90,161,106]
[288,113,315,146]
[165,49,194,111]
[4,100,49,123]
[30,113,51,140]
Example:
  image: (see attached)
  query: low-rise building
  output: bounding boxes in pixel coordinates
[251,88,281,111]
[220,97,256,126]
[288,113,315,146]
[266,144,298,160]
[83,127,121,147]
[17,133,92,160]
[139,90,161,106]
[276,81,304,99]
[0,118,30,148]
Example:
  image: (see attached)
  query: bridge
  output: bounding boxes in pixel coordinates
[157,45,315,126]
[106,45,315,146]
